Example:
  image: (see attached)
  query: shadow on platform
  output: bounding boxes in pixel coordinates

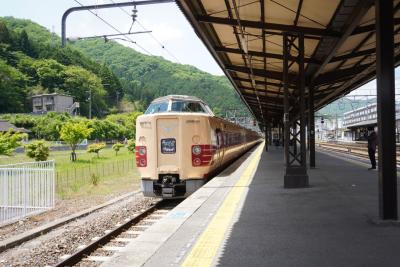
[217,147,400,267]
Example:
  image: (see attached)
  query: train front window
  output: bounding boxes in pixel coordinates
[171,101,206,113]
[145,101,168,114]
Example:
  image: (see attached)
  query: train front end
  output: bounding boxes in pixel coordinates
[135,95,217,198]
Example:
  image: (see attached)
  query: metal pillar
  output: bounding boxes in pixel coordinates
[375,0,398,220]
[283,33,291,169]
[283,33,309,188]
[308,86,316,168]
[265,123,269,151]
[268,124,272,147]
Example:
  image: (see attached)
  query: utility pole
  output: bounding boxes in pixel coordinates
[116,91,120,111]
[88,89,92,119]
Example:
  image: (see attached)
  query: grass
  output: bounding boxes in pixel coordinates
[57,169,141,200]
[0,147,141,200]
[0,147,134,172]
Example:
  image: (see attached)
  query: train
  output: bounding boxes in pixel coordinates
[135,95,261,198]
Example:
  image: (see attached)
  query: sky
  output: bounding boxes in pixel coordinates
[0,0,398,100]
[0,0,224,75]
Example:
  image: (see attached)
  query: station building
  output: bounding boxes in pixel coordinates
[343,102,400,141]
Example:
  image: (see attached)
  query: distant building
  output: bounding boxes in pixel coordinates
[315,116,349,141]
[32,93,79,115]
[0,120,30,134]
[343,102,400,141]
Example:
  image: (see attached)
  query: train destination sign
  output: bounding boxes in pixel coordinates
[161,138,176,154]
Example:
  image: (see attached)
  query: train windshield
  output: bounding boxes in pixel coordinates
[171,101,206,113]
[145,101,169,114]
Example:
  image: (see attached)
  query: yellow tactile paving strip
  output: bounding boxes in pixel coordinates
[181,143,264,267]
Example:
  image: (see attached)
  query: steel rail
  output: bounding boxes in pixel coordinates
[54,200,166,267]
[317,143,400,164]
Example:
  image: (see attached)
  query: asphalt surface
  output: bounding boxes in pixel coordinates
[217,147,400,267]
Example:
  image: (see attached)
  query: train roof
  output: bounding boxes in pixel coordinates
[152,95,205,103]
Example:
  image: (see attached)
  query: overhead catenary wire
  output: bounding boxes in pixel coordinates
[108,0,181,63]
[72,0,152,55]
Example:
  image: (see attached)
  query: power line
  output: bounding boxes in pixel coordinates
[72,0,152,55]
[108,0,181,63]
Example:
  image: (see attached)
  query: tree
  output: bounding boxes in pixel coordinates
[34,59,65,90]
[99,63,123,106]
[33,112,72,141]
[63,65,107,117]
[0,59,27,113]
[60,121,93,161]
[19,30,36,57]
[87,142,106,158]
[106,112,142,139]
[112,142,124,155]
[25,140,49,161]
[126,139,136,153]
[0,22,11,44]
[87,118,125,140]
[0,130,26,156]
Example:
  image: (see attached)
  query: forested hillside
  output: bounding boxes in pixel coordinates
[0,17,123,116]
[0,17,249,117]
[72,39,248,116]
[317,98,373,117]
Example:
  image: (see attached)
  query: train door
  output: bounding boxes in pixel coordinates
[215,128,225,167]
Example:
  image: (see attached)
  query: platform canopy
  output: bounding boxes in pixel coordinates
[176,0,400,123]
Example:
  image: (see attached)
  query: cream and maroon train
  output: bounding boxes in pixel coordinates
[135,95,261,198]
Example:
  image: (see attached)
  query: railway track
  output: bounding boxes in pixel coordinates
[317,142,400,165]
[53,199,181,267]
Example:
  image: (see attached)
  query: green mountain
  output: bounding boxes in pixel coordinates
[0,16,123,116]
[71,39,249,116]
[1,16,249,117]
[317,97,374,117]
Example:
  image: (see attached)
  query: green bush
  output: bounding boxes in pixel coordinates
[0,130,26,156]
[25,140,49,161]
[90,173,100,186]
[112,142,124,155]
[126,139,136,153]
[87,142,106,158]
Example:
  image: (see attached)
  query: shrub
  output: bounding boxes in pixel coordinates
[87,142,106,158]
[126,139,136,153]
[90,173,100,186]
[112,142,124,155]
[25,140,49,161]
[0,130,26,156]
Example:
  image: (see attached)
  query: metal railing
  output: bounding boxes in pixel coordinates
[0,161,55,226]
[55,158,136,193]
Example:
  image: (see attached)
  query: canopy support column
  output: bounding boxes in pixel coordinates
[283,33,309,188]
[375,0,398,220]
[308,85,316,168]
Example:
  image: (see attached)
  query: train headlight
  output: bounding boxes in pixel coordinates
[136,146,147,167]
[139,146,146,155]
[192,145,202,155]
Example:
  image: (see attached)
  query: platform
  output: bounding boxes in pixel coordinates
[102,143,400,267]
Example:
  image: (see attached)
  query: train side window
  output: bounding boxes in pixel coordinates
[216,129,223,148]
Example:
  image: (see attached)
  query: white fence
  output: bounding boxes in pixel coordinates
[0,160,55,226]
